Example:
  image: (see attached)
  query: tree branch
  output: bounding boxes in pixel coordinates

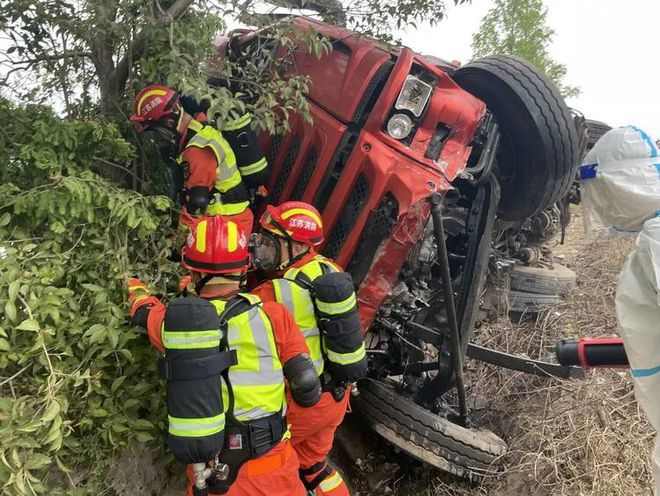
[110,0,196,97]
[12,50,92,65]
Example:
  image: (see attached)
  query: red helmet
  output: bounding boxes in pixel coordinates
[259,201,324,247]
[182,216,250,274]
[130,85,179,131]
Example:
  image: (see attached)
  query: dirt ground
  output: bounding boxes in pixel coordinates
[340,207,655,496]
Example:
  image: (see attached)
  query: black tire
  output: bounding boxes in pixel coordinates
[453,56,579,222]
[509,290,560,313]
[355,378,506,480]
[585,119,612,150]
[510,262,576,296]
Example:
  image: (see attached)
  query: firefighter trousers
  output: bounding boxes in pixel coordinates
[288,390,351,495]
[184,440,306,496]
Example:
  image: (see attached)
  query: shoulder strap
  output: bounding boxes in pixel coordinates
[314,255,341,274]
[284,269,314,293]
[187,119,204,133]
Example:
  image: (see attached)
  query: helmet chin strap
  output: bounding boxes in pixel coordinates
[194,273,215,295]
[268,217,309,269]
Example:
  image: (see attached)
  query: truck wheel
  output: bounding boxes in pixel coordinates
[453,56,579,222]
[509,290,561,313]
[355,378,507,480]
[510,262,577,296]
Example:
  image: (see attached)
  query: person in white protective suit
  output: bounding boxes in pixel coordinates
[581,125,660,494]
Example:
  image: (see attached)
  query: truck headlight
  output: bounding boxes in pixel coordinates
[395,75,433,117]
[387,113,413,140]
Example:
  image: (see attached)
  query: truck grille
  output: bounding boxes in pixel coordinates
[322,173,369,259]
[313,132,357,213]
[291,148,318,200]
[266,134,283,168]
[347,193,399,286]
[269,135,300,204]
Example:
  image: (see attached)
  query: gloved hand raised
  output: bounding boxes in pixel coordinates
[178,275,194,295]
[126,278,155,317]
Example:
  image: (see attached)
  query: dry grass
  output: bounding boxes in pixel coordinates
[356,208,655,496]
[439,208,653,495]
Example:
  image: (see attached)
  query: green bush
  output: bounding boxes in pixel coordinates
[0,98,178,495]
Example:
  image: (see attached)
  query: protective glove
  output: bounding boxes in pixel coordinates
[255,185,268,198]
[178,275,194,295]
[126,278,155,317]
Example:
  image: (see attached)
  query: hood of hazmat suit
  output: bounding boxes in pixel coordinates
[583,126,660,494]
[581,126,660,238]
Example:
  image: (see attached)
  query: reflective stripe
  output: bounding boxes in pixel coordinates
[326,342,366,365]
[280,208,323,227]
[316,293,356,315]
[273,278,324,374]
[137,89,167,114]
[130,294,150,305]
[210,297,285,422]
[179,123,244,209]
[239,292,261,306]
[196,219,207,252]
[314,255,341,273]
[233,406,276,419]
[632,365,660,377]
[319,471,344,492]
[303,327,320,338]
[227,308,282,386]
[168,413,225,437]
[206,199,250,216]
[162,329,220,349]
[280,257,347,375]
[188,134,227,164]
[224,113,251,131]
[239,157,268,176]
[227,221,238,252]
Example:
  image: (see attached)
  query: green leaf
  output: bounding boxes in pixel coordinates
[90,408,109,417]
[132,418,154,431]
[42,401,60,423]
[0,212,10,227]
[110,376,126,393]
[16,319,39,332]
[4,301,17,323]
[81,283,104,292]
[134,431,155,443]
[55,456,72,474]
[8,280,20,303]
[0,338,9,351]
[26,453,51,470]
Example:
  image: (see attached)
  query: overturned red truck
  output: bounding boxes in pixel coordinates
[213,17,583,478]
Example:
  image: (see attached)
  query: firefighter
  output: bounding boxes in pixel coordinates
[127,215,321,496]
[250,202,368,496]
[129,85,269,234]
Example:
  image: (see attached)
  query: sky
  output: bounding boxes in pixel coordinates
[393,0,660,139]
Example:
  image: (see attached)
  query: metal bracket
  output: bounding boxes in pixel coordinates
[466,343,585,379]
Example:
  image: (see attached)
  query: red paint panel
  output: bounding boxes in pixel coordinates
[287,18,392,123]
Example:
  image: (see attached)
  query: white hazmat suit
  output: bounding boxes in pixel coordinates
[581,126,660,494]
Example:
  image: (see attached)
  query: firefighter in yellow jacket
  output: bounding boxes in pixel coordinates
[130,85,269,234]
[127,215,321,495]
[250,201,368,495]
